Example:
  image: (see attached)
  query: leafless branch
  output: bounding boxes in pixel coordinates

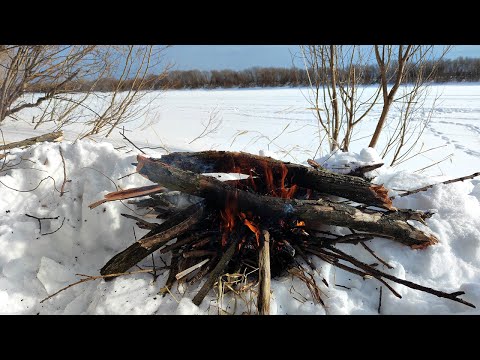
[39,268,168,304]
[58,147,68,196]
[189,106,222,144]
[391,171,480,199]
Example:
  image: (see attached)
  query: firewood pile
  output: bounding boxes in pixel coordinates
[91,150,476,313]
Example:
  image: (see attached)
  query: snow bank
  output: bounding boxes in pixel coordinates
[0,141,479,314]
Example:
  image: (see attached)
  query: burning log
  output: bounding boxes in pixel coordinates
[136,155,438,249]
[159,151,394,209]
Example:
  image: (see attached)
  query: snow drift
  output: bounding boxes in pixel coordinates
[0,140,479,314]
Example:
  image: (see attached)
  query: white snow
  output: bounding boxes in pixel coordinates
[1,84,480,314]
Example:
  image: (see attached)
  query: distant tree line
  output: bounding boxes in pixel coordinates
[25,57,480,93]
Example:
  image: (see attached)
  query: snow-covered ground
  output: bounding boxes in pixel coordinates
[1,84,480,314]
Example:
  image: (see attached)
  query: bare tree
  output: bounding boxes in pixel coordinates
[368,45,449,149]
[300,45,450,165]
[300,45,381,152]
[0,45,170,138]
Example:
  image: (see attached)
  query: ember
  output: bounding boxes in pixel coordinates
[92,150,475,313]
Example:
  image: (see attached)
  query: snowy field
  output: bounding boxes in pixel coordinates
[1,84,480,314]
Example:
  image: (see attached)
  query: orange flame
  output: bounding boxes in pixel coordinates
[264,163,275,195]
[239,212,261,247]
[220,191,238,247]
[220,161,301,249]
[262,162,298,199]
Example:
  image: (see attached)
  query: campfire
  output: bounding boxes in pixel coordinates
[90,151,475,313]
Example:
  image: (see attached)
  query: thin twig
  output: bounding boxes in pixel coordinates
[413,154,453,174]
[25,214,59,234]
[326,245,475,308]
[121,213,159,230]
[392,171,480,199]
[378,286,383,314]
[42,217,66,236]
[293,244,316,270]
[117,171,138,181]
[189,106,222,144]
[1,176,61,193]
[360,242,394,269]
[175,258,210,280]
[40,268,166,303]
[288,266,324,305]
[59,147,68,196]
[119,128,145,154]
[151,254,159,281]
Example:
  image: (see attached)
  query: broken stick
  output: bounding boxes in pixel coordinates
[392,171,480,199]
[257,230,271,315]
[89,184,166,209]
[0,131,63,151]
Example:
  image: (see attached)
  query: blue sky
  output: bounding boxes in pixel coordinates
[164,45,480,71]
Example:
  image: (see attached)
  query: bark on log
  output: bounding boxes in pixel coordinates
[136,156,438,249]
[0,131,63,151]
[159,151,394,210]
[100,202,204,278]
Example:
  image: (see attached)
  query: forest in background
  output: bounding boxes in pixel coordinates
[26,56,480,92]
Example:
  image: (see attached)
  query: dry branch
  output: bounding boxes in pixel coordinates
[360,242,394,269]
[0,131,63,151]
[100,202,204,278]
[175,258,210,280]
[257,230,271,315]
[59,147,68,196]
[89,184,166,209]
[325,245,475,308]
[392,172,480,199]
[40,268,166,304]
